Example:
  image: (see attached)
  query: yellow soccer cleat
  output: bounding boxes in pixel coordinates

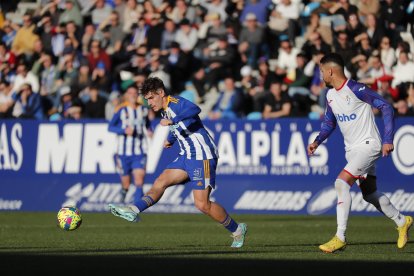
[319,236,346,253]
[397,216,413,249]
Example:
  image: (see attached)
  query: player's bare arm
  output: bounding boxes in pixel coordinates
[307,141,319,156]
[382,143,394,157]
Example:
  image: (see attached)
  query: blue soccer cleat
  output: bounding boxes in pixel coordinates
[231,223,248,248]
[108,204,140,222]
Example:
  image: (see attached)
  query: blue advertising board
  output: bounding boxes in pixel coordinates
[0,118,413,215]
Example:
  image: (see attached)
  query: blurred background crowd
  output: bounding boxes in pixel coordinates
[0,0,413,121]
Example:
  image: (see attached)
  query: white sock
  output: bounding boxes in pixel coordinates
[364,191,406,227]
[232,224,242,236]
[129,205,140,213]
[335,179,352,242]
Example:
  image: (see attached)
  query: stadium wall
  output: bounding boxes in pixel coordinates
[0,118,413,215]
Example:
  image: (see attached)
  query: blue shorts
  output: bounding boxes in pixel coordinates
[166,155,217,190]
[116,155,147,176]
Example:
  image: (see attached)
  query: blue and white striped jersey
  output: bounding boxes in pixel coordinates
[315,79,394,150]
[162,96,219,160]
[108,102,151,156]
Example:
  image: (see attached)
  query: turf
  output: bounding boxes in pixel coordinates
[1,212,413,274]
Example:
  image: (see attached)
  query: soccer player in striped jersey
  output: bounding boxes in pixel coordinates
[307,53,412,253]
[108,85,152,206]
[109,77,247,248]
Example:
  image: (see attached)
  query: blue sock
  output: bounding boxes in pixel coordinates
[220,214,239,233]
[134,186,144,206]
[135,195,155,212]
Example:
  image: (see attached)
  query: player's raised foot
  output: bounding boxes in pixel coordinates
[231,223,247,248]
[108,204,140,222]
[397,215,413,249]
[319,236,346,253]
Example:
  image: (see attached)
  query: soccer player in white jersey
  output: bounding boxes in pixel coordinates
[108,77,247,248]
[307,53,413,253]
[108,85,152,205]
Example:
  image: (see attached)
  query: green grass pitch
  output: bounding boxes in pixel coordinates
[1,212,413,274]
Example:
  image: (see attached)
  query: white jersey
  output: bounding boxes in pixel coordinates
[315,79,394,151]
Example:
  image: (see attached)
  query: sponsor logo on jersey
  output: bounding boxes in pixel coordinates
[335,113,357,122]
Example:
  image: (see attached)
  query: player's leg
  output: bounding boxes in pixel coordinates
[120,175,131,203]
[319,171,354,253]
[193,188,247,248]
[132,168,145,206]
[334,170,356,242]
[360,175,413,248]
[116,155,132,203]
[133,168,188,212]
[319,147,358,253]
[109,168,188,222]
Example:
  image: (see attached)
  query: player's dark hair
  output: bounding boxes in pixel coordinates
[320,53,345,68]
[141,77,166,96]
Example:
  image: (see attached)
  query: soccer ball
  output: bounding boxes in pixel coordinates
[57,206,82,231]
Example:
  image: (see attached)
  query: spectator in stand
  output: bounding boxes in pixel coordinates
[146,13,164,51]
[175,18,198,53]
[238,13,266,69]
[65,21,81,53]
[91,0,113,27]
[380,0,406,46]
[405,82,414,113]
[333,31,357,74]
[275,38,300,80]
[0,79,13,118]
[328,0,358,22]
[377,75,399,104]
[84,85,107,118]
[11,13,39,57]
[239,0,272,26]
[301,31,332,61]
[357,0,380,22]
[262,80,292,119]
[98,11,125,55]
[363,13,385,49]
[209,77,245,119]
[0,42,16,69]
[358,53,392,90]
[379,36,396,71]
[160,19,177,52]
[59,0,83,27]
[167,0,197,25]
[13,62,40,94]
[123,0,144,33]
[392,51,414,88]
[303,12,333,53]
[1,20,17,49]
[105,90,121,120]
[203,34,236,91]
[87,40,111,84]
[164,41,191,95]
[10,83,45,120]
[345,13,366,43]
[31,52,58,114]
[34,12,55,54]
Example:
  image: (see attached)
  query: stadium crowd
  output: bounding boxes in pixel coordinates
[0,0,413,121]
